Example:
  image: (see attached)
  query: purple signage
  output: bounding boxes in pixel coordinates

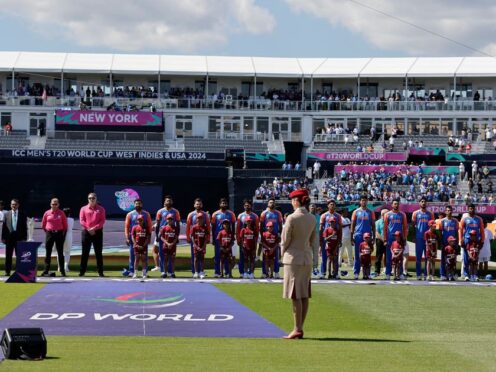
[0,281,284,338]
[6,242,41,283]
[56,110,163,127]
[308,152,407,162]
[375,203,496,215]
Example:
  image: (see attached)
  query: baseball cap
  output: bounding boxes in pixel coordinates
[166,214,174,219]
[428,220,436,226]
[266,221,273,227]
[469,230,477,235]
[221,219,230,224]
[394,231,401,236]
[196,212,204,218]
[363,233,371,238]
[137,214,144,220]
[329,216,336,222]
[447,236,456,242]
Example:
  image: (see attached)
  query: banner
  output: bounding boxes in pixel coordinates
[5,149,223,161]
[375,203,496,215]
[334,165,460,175]
[6,241,41,283]
[94,185,162,216]
[56,110,163,127]
[308,152,407,162]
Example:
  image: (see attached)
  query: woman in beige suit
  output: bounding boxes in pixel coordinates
[281,189,319,339]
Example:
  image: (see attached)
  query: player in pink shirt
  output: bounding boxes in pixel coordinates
[260,221,279,279]
[190,213,209,279]
[466,230,481,281]
[323,217,340,279]
[444,236,458,281]
[240,217,258,279]
[424,220,440,281]
[131,215,150,279]
[216,219,234,278]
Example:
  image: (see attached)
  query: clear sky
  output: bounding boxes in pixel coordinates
[0,0,493,57]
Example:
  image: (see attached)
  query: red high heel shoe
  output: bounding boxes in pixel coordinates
[282,330,303,339]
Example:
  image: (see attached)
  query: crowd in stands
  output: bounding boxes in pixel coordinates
[255,177,310,200]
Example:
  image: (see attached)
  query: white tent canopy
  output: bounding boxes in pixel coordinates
[3,51,496,78]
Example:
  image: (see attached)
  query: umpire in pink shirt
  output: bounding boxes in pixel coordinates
[79,192,106,277]
[41,198,68,277]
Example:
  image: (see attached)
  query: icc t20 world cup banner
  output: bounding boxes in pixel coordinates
[55,109,163,131]
[308,152,407,162]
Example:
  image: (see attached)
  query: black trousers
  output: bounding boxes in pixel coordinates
[44,231,65,273]
[80,229,104,274]
[4,238,20,275]
[374,238,386,274]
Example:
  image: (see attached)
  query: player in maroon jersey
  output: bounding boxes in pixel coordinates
[424,220,440,281]
[260,221,279,279]
[240,216,258,279]
[323,217,340,279]
[444,236,458,281]
[131,215,150,279]
[217,219,234,278]
[390,231,404,280]
[359,232,374,280]
[190,213,209,279]
[159,214,178,278]
[466,230,481,281]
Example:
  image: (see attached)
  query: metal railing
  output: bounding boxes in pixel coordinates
[3,95,496,112]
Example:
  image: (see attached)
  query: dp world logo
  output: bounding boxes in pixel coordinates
[94,291,185,309]
[114,188,140,212]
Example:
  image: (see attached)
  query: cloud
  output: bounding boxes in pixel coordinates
[1,0,276,52]
[285,0,496,56]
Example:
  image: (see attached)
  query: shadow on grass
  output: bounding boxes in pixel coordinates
[308,337,411,343]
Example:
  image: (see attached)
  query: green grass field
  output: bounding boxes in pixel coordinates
[1,282,495,371]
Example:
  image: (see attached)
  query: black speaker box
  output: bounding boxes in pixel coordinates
[1,328,47,360]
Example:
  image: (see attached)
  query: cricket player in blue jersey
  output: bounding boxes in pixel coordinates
[259,198,283,279]
[154,195,181,278]
[211,198,236,278]
[350,195,375,279]
[383,199,408,280]
[411,197,435,280]
[459,204,484,281]
[124,199,152,276]
[319,200,342,279]
[439,205,458,280]
[186,198,211,276]
[236,199,259,277]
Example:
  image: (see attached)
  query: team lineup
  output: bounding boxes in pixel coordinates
[7,191,487,281]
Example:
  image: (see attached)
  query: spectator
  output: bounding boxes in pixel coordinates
[4,122,12,136]
[313,161,321,179]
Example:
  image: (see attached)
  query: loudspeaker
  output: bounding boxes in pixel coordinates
[0,328,47,360]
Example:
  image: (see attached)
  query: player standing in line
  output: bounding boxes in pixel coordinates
[260,221,279,279]
[466,230,481,281]
[191,213,209,279]
[350,195,375,279]
[322,217,340,279]
[159,214,178,278]
[411,197,435,280]
[319,200,342,279]
[359,232,374,280]
[339,209,353,268]
[424,220,440,281]
[478,220,493,279]
[391,231,404,280]
[383,199,408,280]
[240,217,258,278]
[259,198,284,279]
[131,215,150,279]
[124,199,152,277]
[445,236,458,281]
[217,219,234,278]
[186,198,211,275]
[439,205,459,280]
[374,209,389,277]
[154,196,181,278]
[211,198,236,278]
[309,204,321,278]
[236,199,259,278]
[458,204,484,281]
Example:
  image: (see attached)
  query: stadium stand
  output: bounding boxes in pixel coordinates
[184,137,269,153]
[0,130,30,149]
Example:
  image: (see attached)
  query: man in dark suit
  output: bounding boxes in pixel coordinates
[2,199,28,276]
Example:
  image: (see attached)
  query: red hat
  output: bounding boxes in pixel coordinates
[428,220,436,226]
[448,236,457,242]
[245,216,253,222]
[329,216,336,222]
[289,188,309,199]
[363,233,371,239]
[196,212,204,219]
[469,230,477,235]
[137,214,144,220]
[221,219,230,224]
[266,221,273,227]
[166,214,174,219]
[394,231,402,236]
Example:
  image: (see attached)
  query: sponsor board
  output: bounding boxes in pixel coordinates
[0,282,284,338]
[308,152,407,162]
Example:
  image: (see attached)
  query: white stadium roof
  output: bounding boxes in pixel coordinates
[2,51,496,78]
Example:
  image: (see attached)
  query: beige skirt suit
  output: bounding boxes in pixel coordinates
[281,207,319,299]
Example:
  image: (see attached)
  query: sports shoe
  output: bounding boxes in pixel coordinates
[428,275,433,281]
[171,273,176,278]
[200,273,206,279]
[385,275,391,280]
[274,273,280,279]
[150,267,159,272]
[354,274,359,280]
[132,273,138,279]
[161,272,167,279]
[41,272,50,277]
[214,273,220,278]
[464,276,470,282]
[193,272,199,279]
[312,269,320,279]
[260,274,267,279]
[417,276,422,281]
[440,276,447,281]
[400,274,405,280]
[318,272,325,279]
[142,272,147,279]
[250,273,255,279]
